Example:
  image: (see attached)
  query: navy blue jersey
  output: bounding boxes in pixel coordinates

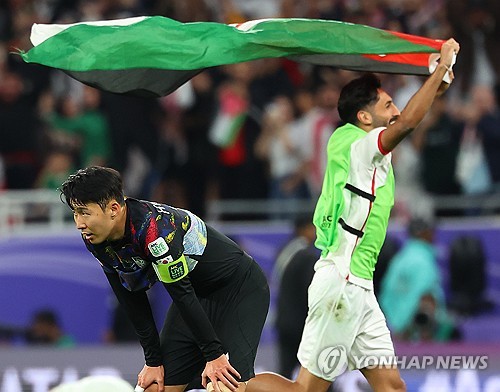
[81,198,255,367]
[85,198,207,291]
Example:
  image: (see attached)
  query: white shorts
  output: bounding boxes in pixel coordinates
[297,261,395,381]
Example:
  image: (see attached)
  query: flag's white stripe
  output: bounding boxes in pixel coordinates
[230,18,276,31]
[30,16,148,47]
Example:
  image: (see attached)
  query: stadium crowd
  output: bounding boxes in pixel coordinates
[1,0,499,222]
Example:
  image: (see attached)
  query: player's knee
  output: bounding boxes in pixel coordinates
[207,381,248,392]
[367,371,406,392]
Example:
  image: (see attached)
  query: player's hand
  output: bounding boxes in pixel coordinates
[137,364,164,392]
[439,38,460,70]
[201,354,241,392]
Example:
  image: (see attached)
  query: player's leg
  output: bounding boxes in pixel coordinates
[159,304,207,390]
[143,383,188,392]
[206,381,250,391]
[360,366,406,392]
[209,256,270,384]
[248,263,356,392]
[277,333,301,378]
[353,290,405,392]
[247,366,332,392]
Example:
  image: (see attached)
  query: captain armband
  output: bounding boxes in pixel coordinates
[152,254,189,283]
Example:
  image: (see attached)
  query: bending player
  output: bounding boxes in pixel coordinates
[60,166,270,392]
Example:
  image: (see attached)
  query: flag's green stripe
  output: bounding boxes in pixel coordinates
[21,16,438,72]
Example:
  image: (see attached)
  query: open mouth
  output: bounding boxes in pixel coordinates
[82,233,94,240]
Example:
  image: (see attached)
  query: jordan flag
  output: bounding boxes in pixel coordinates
[20,16,446,97]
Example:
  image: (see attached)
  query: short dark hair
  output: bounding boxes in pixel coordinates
[408,217,435,238]
[60,166,125,210]
[337,73,381,125]
[33,309,59,327]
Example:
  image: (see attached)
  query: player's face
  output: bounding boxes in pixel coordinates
[72,202,115,244]
[370,89,400,128]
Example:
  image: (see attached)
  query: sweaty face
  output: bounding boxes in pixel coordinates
[72,202,115,244]
[369,89,400,128]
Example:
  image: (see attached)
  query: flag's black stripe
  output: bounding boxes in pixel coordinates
[65,68,203,98]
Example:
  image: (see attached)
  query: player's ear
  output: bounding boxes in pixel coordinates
[109,200,121,218]
[357,110,372,125]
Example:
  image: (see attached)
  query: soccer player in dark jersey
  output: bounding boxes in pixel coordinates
[60,166,270,392]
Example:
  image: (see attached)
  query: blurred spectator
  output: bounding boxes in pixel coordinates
[35,149,74,190]
[0,0,499,220]
[181,72,218,217]
[272,213,316,377]
[0,70,42,189]
[380,217,460,342]
[275,246,320,380]
[448,234,493,316]
[42,86,111,168]
[475,85,500,193]
[150,83,191,209]
[412,95,464,217]
[455,85,494,198]
[372,235,401,297]
[0,323,27,345]
[209,63,254,201]
[292,81,339,197]
[446,0,500,94]
[26,309,76,348]
[99,91,162,199]
[273,214,317,285]
[255,95,311,210]
[280,0,346,20]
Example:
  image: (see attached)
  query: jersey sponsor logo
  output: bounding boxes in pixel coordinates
[321,215,333,229]
[168,262,186,281]
[148,237,169,257]
[153,256,189,283]
[131,256,147,268]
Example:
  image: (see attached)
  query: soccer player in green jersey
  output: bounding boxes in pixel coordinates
[247,38,460,392]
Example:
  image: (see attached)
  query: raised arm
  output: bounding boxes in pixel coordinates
[380,38,460,152]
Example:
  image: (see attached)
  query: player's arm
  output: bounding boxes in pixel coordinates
[380,38,460,152]
[105,272,163,360]
[105,272,164,391]
[163,277,224,360]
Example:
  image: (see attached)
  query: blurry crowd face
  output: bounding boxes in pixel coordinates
[316,85,340,111]
[0,72,23,104]
[471,85,496,116]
